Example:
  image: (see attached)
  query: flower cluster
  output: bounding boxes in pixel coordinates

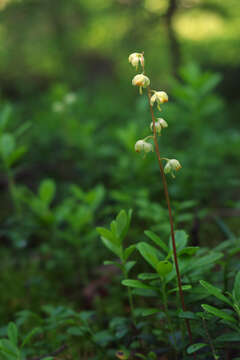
[129,52,182,178]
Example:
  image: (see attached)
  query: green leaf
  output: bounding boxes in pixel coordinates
[144,230,168,253]
[200,280,232,306]
[125,261,136,274]
[122,279,152,289]
[103,260,121,267]
[148,351,157,359]
[233,271,240,305]
[67,326,85,336]
[116,210,128,240]
[7,323,18,346]
[0,339,19,358]
[178,311,198,320]
[0,133,15,159]
[168,285,192,294]
[124,244,136,260]
[0,105,12,131]
[7,146,27,167]
[132,288,158,297]
[178,247,199,257]
[187,343,207,354]
[116,210,129,240]
[135,354,146,359]
[137,242,159,270]
[169,230,188,252]
[110,220,118,238]
[78,311,95,322]
[193,252,223,269]
[216,333,240,342]
[100,236,122,258]
[93,330,114,346]
[201,304,237,323]
[157,260,173,277]
[141,308,159,317]
[21,327,41,348]
[15,121,31,138]
[138,273,159,280]
[38,179,56,205]
[97,227,116,244]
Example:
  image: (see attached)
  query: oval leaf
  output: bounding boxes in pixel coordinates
[122,279,152,289]
[187,343,207,354]
[137,242,159,270]
[201,304,237,324]
[200,280,232,306]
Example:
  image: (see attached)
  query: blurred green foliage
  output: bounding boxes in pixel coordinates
[0,0,240,96]
[0,0,239,358]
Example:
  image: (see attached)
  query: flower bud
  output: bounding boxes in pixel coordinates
[128,52,143,69]
[157,260,173,276]
[150,118,168,134]
[135,139,153,154]
[164,159,182,178]
[150,91,168,107]
[132,74,150,88]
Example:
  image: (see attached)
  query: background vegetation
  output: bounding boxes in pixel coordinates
[0,0,240,359]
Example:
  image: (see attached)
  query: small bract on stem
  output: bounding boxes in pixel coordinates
[129,51,195,353]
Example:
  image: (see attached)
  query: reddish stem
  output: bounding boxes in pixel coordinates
[147,87,194,348]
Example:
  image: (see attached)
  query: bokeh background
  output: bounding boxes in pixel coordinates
[0,0,240,352]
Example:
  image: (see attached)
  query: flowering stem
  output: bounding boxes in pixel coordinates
[146,86,195,350]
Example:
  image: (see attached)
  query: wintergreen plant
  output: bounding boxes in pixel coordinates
[128,51,194,348]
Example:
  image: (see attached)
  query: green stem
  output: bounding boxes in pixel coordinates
[202,316,218,360]
[161,279,177,350]
[123,263,136,326]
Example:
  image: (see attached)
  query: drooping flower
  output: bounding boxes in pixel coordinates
[135,139,153,154]
[132,74,150,94]
[150,91,168,110]
[132,74,150,87]
[150,118,168,134]
[164,159,182,178]
[128,52,143,69]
